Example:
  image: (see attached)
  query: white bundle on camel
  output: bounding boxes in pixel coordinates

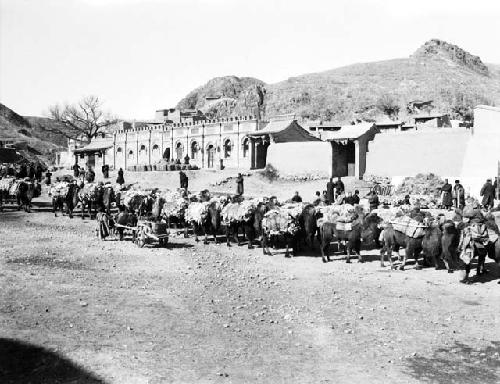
[221,200,256,225]
[79,182,102,201]
[50,181,69,197]
[280,203,304,220]
[8,179,23,196]
[161,189,188,218]
[122,189,150,207]
[390,215,427,238]
[0,177,15,192]
[262,208,299,235]
[185,201,210,224]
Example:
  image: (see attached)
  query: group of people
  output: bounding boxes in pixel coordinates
[441,178,498,210]
[0,162,45,182]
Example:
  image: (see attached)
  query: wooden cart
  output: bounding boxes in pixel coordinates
[135,221,169,248]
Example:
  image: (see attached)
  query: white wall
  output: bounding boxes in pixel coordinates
[460,106,500,197]
[266,142,332,178]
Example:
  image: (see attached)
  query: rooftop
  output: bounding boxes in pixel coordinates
[322,122,375,140]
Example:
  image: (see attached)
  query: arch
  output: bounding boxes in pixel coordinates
[223,137,233,159]
[242,137,249,158]
[128,150,134,160]
[116,147,123,156]
[152,144,160,158]
[139,144,147,153]
[190,140,199,160]
[175,141,184,160]
[206,144,215,168]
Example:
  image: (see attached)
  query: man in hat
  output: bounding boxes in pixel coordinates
[440,179,453,210]
[480,178,495,210]
[453,180,465,210]
[326,178,335,204]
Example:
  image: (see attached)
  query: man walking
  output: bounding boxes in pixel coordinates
[179,170,188,191]
[480,178,495,209]
[453,180,465,210]
[441,179,453,210]
[326,178,335,204]
[236,173,244,196]
[72,163,80,178]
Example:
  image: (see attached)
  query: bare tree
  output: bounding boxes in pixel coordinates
[48,96,117,142]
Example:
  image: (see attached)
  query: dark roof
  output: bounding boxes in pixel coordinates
[0,148,21,163]
[248,120,320,143]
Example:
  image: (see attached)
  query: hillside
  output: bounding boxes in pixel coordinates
[0,103,68,162]
[177,39,500,123]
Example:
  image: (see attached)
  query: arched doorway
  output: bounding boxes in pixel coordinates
[176,142,183,160]
[163,148,170,161]
[242,137,249,158]
[191,141,199,160]
[207,144,215,168]
[223,138,232,159]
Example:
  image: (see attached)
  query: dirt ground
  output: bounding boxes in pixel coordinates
[1,189,500,383]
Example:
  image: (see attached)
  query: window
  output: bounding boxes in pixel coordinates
[242,138,249,158]
[128,150,134,160]
[223,139,232,158]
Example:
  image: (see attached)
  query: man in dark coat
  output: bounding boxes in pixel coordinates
[480,179,495,209]
[35,164,43,182]
[291,191,302,203]
[441,179,453,210]
[116,168,125,186]
[18,164,27,178]
[453,180,465,210]
[179,170,188,190]
[86,167,95,183]
[334,177,345,198]
[368,189,379,211]
[28,164,36,180]
[326,178,335,204]
[351,190,360,205]
[236,173,244,196]
[72,163,80,178]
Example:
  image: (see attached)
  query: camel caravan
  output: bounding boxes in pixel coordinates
[1,171,499,285]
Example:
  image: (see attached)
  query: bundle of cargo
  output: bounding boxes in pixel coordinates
[280,202,304,220]
[221,199,256,225]
[50,181,70,197]
[161,190,188,219]
[121,189,151,207]
[390,215,428,238]
[0,177,15,192]
[78,182,103,201]
[8,179,23,196]
[316,205,342,225]
[185,202,210,224]
[262,208,299,235]
[396,173,444,197]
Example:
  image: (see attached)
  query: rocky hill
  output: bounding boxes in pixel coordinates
[0,103,68,162]
[177,39,500,123]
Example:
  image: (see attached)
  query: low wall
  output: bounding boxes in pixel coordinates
[266,142,332,178]
[365,129,471,179]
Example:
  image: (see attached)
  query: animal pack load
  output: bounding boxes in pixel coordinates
[79,183,102,201]
[262,209,299,235]
[50,181,70,197]
[221,200,256,225]
[390,215,427,238]
[161,190,188,218]
[185,202,210,224]
[0,177,15,193]
[8,179,24,196]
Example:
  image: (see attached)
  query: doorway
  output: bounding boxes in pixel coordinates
[207,145,215,168]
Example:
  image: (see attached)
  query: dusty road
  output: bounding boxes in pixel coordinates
[1,202,500,383]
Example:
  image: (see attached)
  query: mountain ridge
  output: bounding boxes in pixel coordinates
[176,39,500,123]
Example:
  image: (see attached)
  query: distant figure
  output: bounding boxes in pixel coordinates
[72,163,80,178]
[352,190,360,205]
[453,180,465,209]
[96,207,111,240]
[326,178,335,204]
[440,179,453,210]
[35,164,43,182]
[334,177,345,198]
[291,191,302,203]
[45,170,52,186]
[236,173,244,196]
[102,164,109,178]
[313,191,322,206]
[403,194,411,205]
[480,178,495,209]
[116,168,125,186]
[85,167,95,183]
[368,189,379,211]
[17,163,27,178]
[344,192,354,205]
[321,190,328,204]
[184,154,190,165]
[179,170,188,190]
[28,164,36,180]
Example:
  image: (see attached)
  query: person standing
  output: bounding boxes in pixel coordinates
[236,173,244,196]
[326,178,335,204]
[72,163,80,178]
[116,168,125,186]
[480,178,495,210]
[86,167,95,183]
[291,191,302,203]
[441,179,453,210]
[28,164,36,180]
[368,189,380,211]
[45,169,52,186]
[351,190,360,205]
[179,170,188,190]
[35,163,43,182]
[453,180,465,210]
[334,177,345,199]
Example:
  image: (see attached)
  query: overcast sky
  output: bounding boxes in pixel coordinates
[1,0,499,119]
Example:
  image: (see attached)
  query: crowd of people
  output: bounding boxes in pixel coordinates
[441,178,498,211]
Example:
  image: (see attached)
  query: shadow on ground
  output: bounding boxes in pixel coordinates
[405,341,500,384]
[0,338,106,384]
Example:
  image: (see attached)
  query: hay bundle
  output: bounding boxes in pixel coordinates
[50,181,70,197]
[0,177,15,192]
[185,202,210,224]
[262,208,299,235]
[8,179,23,196]
[161,190,188,218]
[221,200,256,224]
[390,215,427,238]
